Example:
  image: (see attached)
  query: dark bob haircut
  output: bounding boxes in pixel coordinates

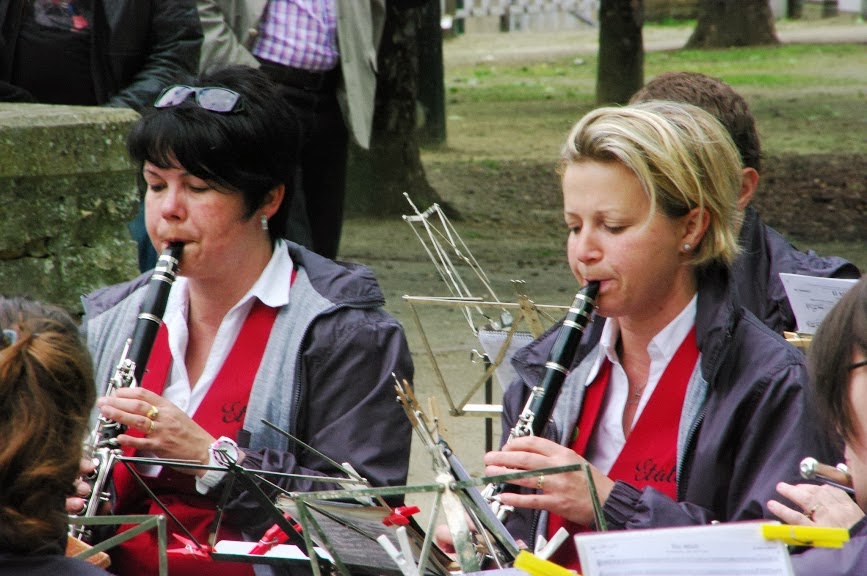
[809,277,867,445]
[127,65,302,242]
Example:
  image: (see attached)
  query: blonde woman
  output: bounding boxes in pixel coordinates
[482,102,838,569]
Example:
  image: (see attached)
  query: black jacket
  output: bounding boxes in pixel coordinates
[0,0,202,111]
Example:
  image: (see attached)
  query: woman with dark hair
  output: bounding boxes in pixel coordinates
[80,65,413,575]
[0,296,109,575]
[767,277,867,575]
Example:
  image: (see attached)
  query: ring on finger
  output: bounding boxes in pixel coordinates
[804,503,821,521]
[145,419,156,436]
[536,474,545,492]
[145,405,159,420]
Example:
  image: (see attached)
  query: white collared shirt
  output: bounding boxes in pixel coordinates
[584,295,698,474]
[138,240,292,477]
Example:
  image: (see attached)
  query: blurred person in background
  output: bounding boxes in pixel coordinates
[630,71,861,336]
[0,0,203,274]
[196,0,425,259]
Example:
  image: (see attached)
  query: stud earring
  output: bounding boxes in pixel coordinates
[683,243,692,252]
[261,214,269,231]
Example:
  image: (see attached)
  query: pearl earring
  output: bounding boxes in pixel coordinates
[683,243,691,252]
[261,215,269,231]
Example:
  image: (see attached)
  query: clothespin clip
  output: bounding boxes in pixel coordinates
[250,513,303,555]
[383,505,420,526]
[513,550,576,576]
[166,533,213,560]
[761,524,850,549]
[534,527,569,561]
[376,527,420,576]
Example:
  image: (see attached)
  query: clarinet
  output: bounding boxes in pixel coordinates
[69,242,182,543]
[482,281,599,521]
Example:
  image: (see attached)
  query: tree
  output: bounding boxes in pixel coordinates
[596,0,644,105]
[687,0,779,48]
[345,2,446,217]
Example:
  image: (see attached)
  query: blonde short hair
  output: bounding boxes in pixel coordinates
[560,100,743,267]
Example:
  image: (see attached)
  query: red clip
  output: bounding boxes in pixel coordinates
[249,513,302,555]
[382,505,420,526]
[166,533,213,561]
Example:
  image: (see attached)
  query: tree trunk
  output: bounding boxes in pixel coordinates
[686,0,780,48]
[417,0,447,146]
[345,3,446,217]
[596,0,644,105]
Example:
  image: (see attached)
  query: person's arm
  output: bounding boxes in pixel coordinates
[104,0,202,110]
[224,310,414,536]
[196,0,260,72]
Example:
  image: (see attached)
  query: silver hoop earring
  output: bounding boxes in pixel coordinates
[261,215,269,231]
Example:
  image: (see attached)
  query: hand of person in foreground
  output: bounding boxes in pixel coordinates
[484,436,614,527]
[97,387,219,473]
[768,481,865,529]
[67,458,96,515]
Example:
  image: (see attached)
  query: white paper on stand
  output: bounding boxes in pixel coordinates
[575,521,795,576]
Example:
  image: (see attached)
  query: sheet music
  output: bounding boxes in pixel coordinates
[276,497,452,576]
[575,522,794,576]
[779,273,857,334]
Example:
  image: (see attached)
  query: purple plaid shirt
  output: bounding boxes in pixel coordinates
[253,0,339,72]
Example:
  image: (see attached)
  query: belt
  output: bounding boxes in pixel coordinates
[256,59,340,92]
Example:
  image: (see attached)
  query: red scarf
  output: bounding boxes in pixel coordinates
[546,327,698,570]
[110,300,279,576]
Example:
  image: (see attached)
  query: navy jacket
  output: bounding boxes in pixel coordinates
[734,206,861,335]
[500,265,841,546]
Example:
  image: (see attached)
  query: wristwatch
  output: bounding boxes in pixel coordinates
[198,436,240,490]
[210,436,240,466]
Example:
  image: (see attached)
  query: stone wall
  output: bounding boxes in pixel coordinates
[0,104,140,316]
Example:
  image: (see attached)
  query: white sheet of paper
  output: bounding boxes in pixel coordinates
[213,539,333,561]
[779,273,858,334]
[575,522,794,576]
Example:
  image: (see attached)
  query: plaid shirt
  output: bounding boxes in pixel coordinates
[253,0,339,71]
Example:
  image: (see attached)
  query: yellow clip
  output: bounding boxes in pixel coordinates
[513,550,577,576]
[762,524,850,549]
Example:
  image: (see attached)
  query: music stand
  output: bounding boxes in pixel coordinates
[402,194,566,449]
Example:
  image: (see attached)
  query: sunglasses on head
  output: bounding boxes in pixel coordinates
[153,85,243,113]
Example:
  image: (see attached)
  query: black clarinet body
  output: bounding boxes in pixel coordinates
[484,281,599,520]
[70,242,182,543]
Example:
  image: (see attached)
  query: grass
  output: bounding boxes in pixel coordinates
[428,34,867,163]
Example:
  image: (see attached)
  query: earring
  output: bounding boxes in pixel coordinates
[683,243,692,252]
[260,214,269,231]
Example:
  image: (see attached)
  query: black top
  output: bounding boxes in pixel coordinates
[11,0,96,105]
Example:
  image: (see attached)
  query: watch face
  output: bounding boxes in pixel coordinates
[212,440,239,466]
